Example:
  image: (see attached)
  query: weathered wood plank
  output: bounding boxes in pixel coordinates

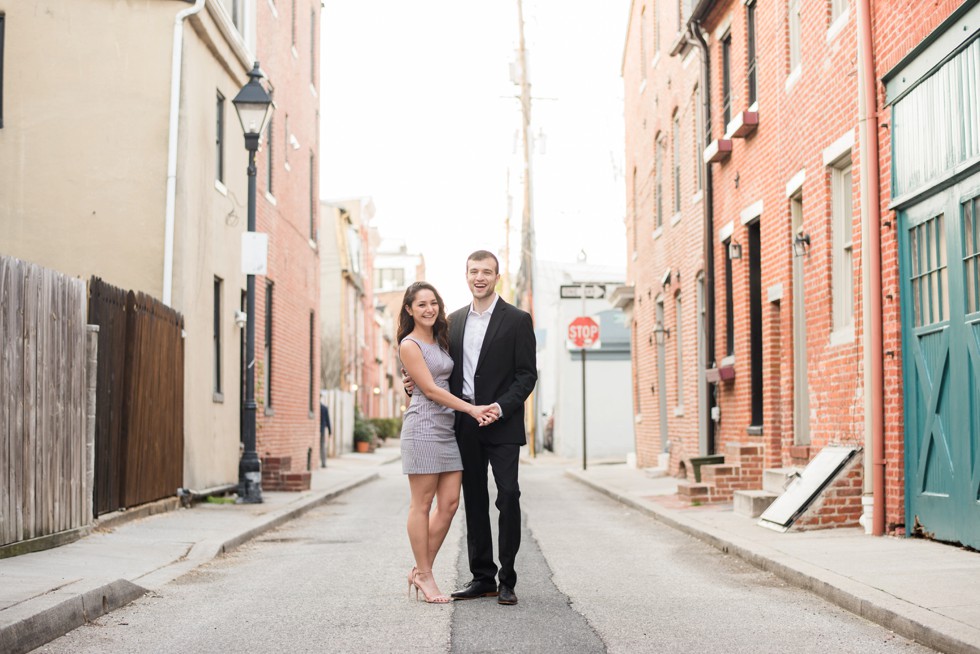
[0,257,14,546]
[21,262,38,541]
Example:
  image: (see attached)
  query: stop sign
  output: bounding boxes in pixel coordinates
[568,316,600,348]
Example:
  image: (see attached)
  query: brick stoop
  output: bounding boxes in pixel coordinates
[677,444,764,505]
[261,455,312,492]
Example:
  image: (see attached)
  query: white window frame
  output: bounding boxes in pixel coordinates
[831,161,855,336]
[788,0,801,76]
[675,293,684,410]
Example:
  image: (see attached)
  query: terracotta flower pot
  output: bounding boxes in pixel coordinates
[355,441,371,453]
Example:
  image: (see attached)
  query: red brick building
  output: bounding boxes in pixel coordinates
[253,0,321,488]
[623,0,978,545]
[621,0,709,472]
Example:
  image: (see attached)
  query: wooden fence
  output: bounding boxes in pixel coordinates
[322,389,354,456]
[89,278,184,515]
[1,256,90,547]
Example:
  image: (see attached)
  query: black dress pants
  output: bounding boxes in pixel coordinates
[457,414,522,589]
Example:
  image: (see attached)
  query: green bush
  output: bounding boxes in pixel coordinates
[368,417,403,440]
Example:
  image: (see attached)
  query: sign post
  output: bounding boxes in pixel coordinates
[567,314,600,470]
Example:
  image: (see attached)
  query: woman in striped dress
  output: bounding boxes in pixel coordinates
[397,282,497,604]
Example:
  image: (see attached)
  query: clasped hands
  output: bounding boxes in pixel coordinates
[470,404,500,427]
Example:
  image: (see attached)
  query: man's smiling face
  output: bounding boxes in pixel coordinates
[466,257,499,301]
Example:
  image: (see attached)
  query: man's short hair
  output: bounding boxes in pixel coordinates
[466,250,500,274]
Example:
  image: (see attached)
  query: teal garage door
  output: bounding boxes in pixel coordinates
[900,177,980,548]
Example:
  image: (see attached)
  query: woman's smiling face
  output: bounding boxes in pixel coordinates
[407,289,440,328]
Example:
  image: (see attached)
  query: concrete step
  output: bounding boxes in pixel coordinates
[677,481,711,497]
[734,489,779,518]
[763,467,803,494]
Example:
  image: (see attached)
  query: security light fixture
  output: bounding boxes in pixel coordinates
[793,231,811,257]
[728,239,743,260]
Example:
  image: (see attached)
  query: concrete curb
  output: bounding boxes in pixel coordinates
[0,470,381,653]
[566,469,980,654]
[0,579,146,654]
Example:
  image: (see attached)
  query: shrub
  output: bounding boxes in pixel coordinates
[368,417,403,440]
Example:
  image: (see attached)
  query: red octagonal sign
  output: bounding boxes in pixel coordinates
[568,316,600,348]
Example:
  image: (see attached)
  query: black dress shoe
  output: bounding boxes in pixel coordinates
[451,580,499,600]
[497,585,518,605]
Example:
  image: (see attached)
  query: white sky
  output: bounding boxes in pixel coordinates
[320,0,631,309]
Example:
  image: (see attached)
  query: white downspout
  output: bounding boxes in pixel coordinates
[163,0,206,306]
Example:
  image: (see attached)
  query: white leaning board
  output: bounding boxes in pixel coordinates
[758,446,859,532]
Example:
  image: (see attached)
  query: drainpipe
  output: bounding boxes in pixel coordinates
[162,0,206,306]
[856,0,885,536]
[690,21,716,455]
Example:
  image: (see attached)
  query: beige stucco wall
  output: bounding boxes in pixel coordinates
[177,7,253,489]
[0,0,173,293]
[0,0,257,490]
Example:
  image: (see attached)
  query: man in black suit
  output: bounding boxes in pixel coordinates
[446,250,537,606]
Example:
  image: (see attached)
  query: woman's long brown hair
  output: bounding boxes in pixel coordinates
[396,282,450,351]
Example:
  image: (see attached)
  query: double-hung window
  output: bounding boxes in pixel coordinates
[722,33,732,128]
[832,162,854,331]
[747,1,758,106]
[788,0,801,74]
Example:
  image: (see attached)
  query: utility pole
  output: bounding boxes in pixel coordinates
[515,0,535,317]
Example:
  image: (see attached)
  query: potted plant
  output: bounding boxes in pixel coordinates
[353,413,376,453]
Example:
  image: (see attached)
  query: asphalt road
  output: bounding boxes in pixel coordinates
[36,461,934,653]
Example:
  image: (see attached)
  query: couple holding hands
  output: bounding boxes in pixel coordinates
[397,250,536,605]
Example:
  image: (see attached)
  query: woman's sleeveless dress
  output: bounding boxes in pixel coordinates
[399,336,464,474]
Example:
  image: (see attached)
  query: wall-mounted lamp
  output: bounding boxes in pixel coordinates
[372,386,381,395]
[653,321,671,345]
[728,239,743,260]
[793,231,811,257]
[234,310,247,329]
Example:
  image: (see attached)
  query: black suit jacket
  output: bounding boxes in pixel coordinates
[448,297,537,445]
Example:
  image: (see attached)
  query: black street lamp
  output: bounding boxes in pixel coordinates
[233,62,274,504]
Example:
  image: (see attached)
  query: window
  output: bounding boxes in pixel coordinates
[230,0,244,32]
[910,213,949,327]
[310,9,317,84]
[216,92,225,182]
[632,167,639,253]
[788,0,801,73]
[694,86,703,191]
[309,152,316,240]
[964,197,980,315]
[832,162,854,330]
[375,268,406,290]
[677,0,683,32]
[653,1,661,55]
[747,1,758,106]
[309,311,316,414]
[724,238,735,357]
[265,115,274,194]
[672,113,681,214]
[213,277,223,395]
[675,294,684,407]
[0,13,5,129]
[655,136,665,228]
[722,33,732,128]
[284,114,290,166]
[832,0,848,22]
[265,281,274,409]
[640,7,648,81]
[291,0,297,46]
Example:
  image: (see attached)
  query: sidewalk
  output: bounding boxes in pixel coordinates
[0,446,401,654]
[553,457,980,654]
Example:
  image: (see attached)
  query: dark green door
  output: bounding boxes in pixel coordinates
[900,175,980,549]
